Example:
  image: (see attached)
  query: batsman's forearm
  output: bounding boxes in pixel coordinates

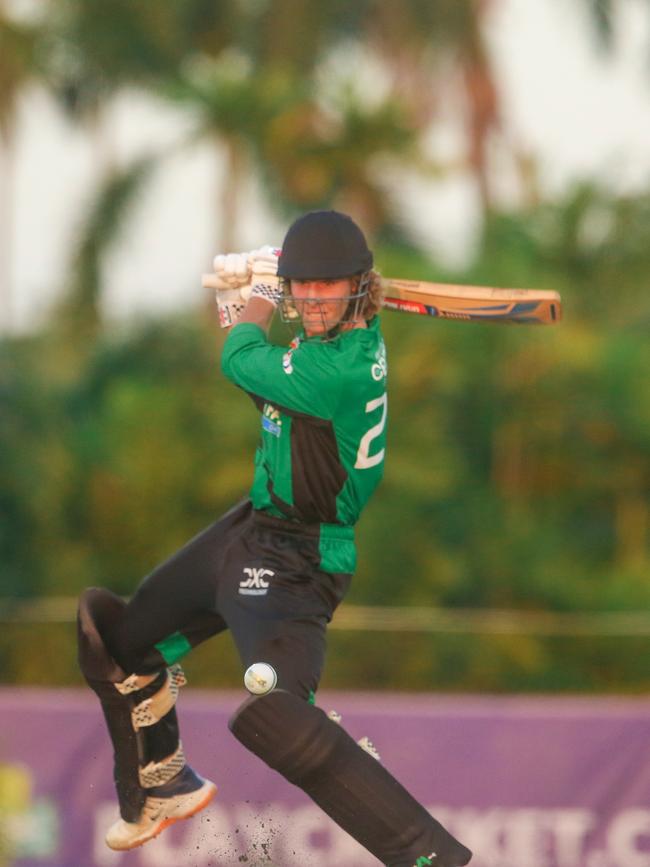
[235,296,276,333]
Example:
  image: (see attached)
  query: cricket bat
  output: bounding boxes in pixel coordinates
[202,273,562,325]
[380,279,562,325]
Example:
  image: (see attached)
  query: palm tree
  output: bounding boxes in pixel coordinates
[40,0,239,332]
[49,0,518,334]
[49,0,422,287]
[160,52,308,251]
[53,157,156,346]
[156,0,379,245]
[256,84,417,233]
[365,0,505,211]
[42,0,189,176]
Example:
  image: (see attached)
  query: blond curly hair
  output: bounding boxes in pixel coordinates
[356,270,384,320]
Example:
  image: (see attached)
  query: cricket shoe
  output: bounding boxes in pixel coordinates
[105,766,217,851]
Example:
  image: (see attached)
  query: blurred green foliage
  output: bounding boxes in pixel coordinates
[1,0,649,691]
[2,185,650,691]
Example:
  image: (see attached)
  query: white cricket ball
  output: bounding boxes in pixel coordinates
[244,662,278,695]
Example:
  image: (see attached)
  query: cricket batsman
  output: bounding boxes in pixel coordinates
[77,210,472,867]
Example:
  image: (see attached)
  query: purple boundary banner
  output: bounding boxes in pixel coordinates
[1,689,650,866]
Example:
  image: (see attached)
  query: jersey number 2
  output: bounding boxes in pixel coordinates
[355,393,387,469]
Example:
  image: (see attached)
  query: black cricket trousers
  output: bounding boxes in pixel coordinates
[105,499,351,700]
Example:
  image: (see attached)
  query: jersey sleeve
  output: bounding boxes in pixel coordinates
[221,323,340,419]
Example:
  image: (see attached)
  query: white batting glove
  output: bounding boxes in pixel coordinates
[249,245,283,307]
[209,251,253,328]
[212,252,251,289]
[216,286,247,329]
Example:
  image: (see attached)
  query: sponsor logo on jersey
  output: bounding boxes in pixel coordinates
[371,340,388,381]
[239,567,274,596]
[282,336,301,375]
[262,416,281,435]
[262,404,282,436]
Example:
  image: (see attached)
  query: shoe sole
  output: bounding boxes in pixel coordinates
[108,782,218,851]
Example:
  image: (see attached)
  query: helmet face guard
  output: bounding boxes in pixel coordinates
[278,273,371,339]
[277,210,373,339]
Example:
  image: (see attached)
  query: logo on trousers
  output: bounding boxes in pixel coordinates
[239,567,274,596]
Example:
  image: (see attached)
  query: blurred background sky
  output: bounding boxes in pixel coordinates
[2,0,649,330]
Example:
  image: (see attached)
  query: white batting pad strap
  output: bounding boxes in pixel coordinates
[114,672,158,695]
[131,665,187,731]
[139,742,187,788]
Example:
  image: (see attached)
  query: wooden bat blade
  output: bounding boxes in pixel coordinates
[380,279,562,325]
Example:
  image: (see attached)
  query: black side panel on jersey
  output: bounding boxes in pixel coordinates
[289,416,347,523]
[248,390,348,524]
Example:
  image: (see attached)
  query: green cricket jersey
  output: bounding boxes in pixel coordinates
[221,317,387,573]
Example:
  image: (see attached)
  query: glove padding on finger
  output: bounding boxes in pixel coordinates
[212,251,251,289]
[206,272,237,292]
[249,245,281,278]
[202,272,252,300]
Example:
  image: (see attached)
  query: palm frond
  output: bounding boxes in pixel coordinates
[56,156,158,338]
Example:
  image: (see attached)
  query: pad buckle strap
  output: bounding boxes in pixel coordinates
[114,672,157,695]
[139,742,187,788]
[127,665,187,731]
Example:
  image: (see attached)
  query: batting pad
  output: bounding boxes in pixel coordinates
[229,690,472,867]
[77,588,184,821]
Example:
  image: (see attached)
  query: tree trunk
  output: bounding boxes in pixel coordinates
[615,488,648,572]
[219,135,244,252]
[0,127,15,332]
